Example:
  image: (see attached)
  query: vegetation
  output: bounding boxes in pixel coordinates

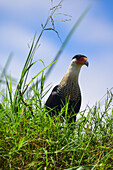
[0,1,113,169]
[0,86,113,169]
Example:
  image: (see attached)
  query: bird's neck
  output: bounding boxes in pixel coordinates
[66,64,81,80]
[60,64,81,87]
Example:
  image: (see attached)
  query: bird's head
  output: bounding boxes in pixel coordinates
[67,54,89,78]
[72,54,89,67]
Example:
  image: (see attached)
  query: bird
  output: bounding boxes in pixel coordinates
[45,54,89,122]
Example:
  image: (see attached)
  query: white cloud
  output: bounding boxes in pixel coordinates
[0,21,61,79]
[0,23,32,52]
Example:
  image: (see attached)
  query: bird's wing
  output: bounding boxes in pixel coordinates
[67,95,81,122]
[69,94,81,113]
[45,85,62,110]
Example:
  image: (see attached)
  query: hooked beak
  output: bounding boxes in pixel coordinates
[84,60,89,67]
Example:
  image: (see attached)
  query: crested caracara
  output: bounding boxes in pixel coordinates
[45,54,89,121]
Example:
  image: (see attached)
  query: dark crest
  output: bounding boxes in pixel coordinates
[72,54,87,60]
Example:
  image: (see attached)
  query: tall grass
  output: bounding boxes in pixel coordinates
[0,88,113,169]
[0,1,113,169]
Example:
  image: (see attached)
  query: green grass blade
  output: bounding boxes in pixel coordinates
[13,34,37,109]
[23,60,57,94]
[5,76,13,109]
[20,34,36,87]
[1,53,13,76]
[0,53,16,85]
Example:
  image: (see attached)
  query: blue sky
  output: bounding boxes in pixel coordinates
[0,0,113,109]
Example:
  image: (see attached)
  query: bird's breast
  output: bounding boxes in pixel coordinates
[57,76,80,101]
